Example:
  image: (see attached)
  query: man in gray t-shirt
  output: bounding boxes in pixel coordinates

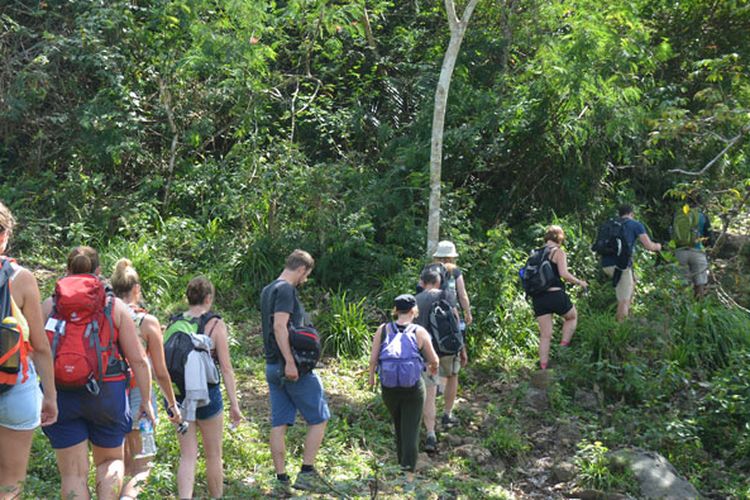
[259,249,330,492]
[416,268,464,453]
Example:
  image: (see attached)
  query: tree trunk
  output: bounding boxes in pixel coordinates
[427,0,480,256]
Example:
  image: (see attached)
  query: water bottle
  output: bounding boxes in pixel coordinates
[0,317,21,371]
[135,418,157,458]
[167,405,189,435]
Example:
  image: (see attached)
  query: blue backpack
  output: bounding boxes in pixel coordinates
[378,322,424,388]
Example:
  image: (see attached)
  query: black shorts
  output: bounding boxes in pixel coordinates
[532,290,573,317]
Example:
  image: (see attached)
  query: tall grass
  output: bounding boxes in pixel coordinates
[669,298,750,373]
[319,289,372,358]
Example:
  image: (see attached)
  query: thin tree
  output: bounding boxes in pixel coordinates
[427,0,480,255]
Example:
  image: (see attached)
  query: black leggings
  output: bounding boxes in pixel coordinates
[381,380,425,472]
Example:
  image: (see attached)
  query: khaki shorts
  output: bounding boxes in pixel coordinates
[675,249,709,286]
[422,355,461,386]
[603,266,635,302]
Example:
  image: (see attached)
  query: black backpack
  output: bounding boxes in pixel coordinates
[591,218,628,258]
[520,247,556,297]
[288,324,321,375]
[418,263,459,307]
[428,294,464,355]
[163,312,220,398]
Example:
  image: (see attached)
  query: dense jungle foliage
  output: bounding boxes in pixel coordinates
[2,0,750,498]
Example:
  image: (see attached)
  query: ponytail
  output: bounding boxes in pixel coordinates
[111,258,140,298]
[66,246,100,275]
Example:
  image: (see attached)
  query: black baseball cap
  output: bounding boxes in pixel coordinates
[394,294,417,311]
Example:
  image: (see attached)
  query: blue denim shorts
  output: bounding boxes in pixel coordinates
[128,386,159,430]
[265,363,330,427]
[42,379,131,449]
[174,383,223,421]
[0,362,42,431]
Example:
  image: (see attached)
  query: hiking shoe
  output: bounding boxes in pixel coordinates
[273,478,293,497]
[293,469,328,493]
[441,414,459,427]
[424,435,437,453]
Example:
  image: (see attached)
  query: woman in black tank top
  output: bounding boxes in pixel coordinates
[532,226,588,370]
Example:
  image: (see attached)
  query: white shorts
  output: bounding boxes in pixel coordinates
[602,266,635,302]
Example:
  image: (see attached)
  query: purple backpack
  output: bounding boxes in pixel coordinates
[378,322,424,388]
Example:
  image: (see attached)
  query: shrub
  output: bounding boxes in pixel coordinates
[482,412,530,462]
[669,299,750,373]
[697,352,750,462]
[318,289,372,359]
[574,440,636,493]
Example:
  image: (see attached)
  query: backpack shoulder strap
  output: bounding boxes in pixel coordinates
[199,311,222,338]
[380,322,389,344]
[0,258,13,291]
[404,323,418,336]
[547,245,560,261]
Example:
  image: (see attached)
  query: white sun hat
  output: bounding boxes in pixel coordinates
[433,240,458,258]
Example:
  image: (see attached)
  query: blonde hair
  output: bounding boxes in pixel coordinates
[434,256,457,265]
[0,201,16,237]
[67,246,100,274]
[111,258,140,298]
[544,225,565,244]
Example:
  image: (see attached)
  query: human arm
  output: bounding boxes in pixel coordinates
[115,299,155,423]
[208,317,242,427]
[19,271,57,426]
[368,325,385,386]
[273,311,298,381]
[456,274,473,326]
[552,249,588,288]
[638,233,662,252]
[415,326,439,375]
[142,314,181,424]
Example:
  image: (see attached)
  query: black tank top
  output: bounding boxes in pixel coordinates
[547,247,565,290]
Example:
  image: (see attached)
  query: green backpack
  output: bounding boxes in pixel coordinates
[672,205,701,248]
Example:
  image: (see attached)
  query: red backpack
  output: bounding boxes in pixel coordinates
[46,274,128,393]
[0,258,31,393]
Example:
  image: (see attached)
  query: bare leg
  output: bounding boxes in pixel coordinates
[55,441,91,500]
[270,425,288,474]
[616,300,630,322]
[444,374,459,415]
[560,306,578,345]
[92,444,125,500]
[121,430,151,499]
[177,419,199,499]
[537,314,554,367]
[422,384,437,434]
[302,421,327,466]
[197,412,224,498]
[0,427,34,499]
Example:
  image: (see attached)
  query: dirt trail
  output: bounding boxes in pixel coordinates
[235,325,581,498]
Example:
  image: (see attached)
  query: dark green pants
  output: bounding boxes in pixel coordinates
[381,379,425,472]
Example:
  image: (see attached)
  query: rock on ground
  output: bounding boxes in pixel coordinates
[525,387,550,412]
[610,448,699,500]
[551,460,576,483]
[454,444,493,464]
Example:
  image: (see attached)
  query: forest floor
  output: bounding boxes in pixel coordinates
[227,329,590,499]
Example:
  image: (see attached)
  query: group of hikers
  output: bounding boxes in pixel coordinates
[0,195,712,498]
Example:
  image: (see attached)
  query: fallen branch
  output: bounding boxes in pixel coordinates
[668,122,750,176]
